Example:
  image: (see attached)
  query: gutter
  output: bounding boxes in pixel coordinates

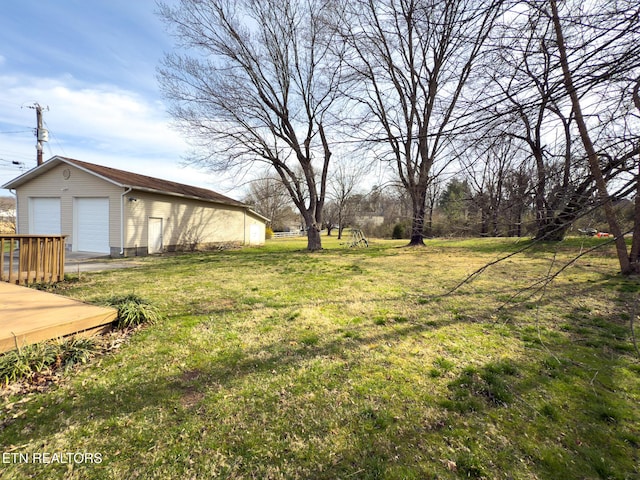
[120,187,132,255]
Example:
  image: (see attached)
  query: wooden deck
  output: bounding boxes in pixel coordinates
[0,282,117,353]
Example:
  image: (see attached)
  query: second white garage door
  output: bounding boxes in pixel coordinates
[75,198,110,253]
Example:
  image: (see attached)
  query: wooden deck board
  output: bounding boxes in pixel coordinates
[0,282,117,353]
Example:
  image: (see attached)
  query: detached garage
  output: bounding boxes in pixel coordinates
[2,156,267,256]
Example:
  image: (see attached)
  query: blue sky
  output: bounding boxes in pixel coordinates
[0,1,238,195]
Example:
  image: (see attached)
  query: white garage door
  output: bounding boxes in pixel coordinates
[30,198,61,234]
[76,198,110,253]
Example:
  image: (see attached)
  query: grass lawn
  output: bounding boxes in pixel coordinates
[1,236,639,479]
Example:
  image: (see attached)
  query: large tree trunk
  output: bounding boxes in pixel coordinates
[307,224,322,251]
[531,146,557,240]
[408,189,427,246]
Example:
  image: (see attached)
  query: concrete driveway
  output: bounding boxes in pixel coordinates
[64,252,144,273]
[2,251,142,278]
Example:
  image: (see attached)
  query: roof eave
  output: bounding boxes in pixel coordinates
[129,186,246,209]
[245,209,270,223]
[2,155,126,190]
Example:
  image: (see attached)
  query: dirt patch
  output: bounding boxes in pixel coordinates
[178,369,206,409]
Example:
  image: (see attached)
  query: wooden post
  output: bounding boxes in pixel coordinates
[0,238,4,282]
[8,238,15,284]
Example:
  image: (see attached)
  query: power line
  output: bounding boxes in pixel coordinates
[43,120,66,157]
[0,158,26,166]
[0,158,27,173]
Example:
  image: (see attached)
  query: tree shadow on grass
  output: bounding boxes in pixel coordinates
[3,275,639,479]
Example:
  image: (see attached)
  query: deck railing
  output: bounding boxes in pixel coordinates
[0,235,67,285]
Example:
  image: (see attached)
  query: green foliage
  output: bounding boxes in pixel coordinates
[0,337,99,384]
[0,343,59,384]
[391,223,404,239]
[433,356,455,375]
[540,403,559,420]
[60,337,98,370]
[299,332,319,346]
[105,294,161,329]
[438,178,473,235]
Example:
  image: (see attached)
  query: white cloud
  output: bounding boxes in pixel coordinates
[0,75,186,155]
[0,74,244,197]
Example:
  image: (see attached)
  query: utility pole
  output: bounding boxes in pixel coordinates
[27,103,48,166]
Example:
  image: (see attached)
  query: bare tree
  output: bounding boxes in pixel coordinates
[339,0,502,246]
[476,7,583,241]
[461,136,520,237]
[502,163,534,237]
[471,0,640,247]
[328,159,367,238]
[157,0,345,250]
[548,0,640,273]
[512,24,568,238]
[244,175,294,231]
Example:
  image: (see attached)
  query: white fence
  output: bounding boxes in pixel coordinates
[272,231,305,238]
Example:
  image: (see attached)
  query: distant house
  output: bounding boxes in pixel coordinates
[2,156,268,256]
[0,198,16,234]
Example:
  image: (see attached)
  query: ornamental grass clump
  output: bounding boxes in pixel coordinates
[60,337,99,370]
[0,343,59,384]
[106,294,160,329]
[0,337,99,385]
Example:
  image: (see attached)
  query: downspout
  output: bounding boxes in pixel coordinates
[120,187,132,256]
[244,208,247,245]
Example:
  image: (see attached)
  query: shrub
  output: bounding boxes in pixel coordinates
[105,294,161,329]
[265,226,274,239]
[391,223,404,239]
